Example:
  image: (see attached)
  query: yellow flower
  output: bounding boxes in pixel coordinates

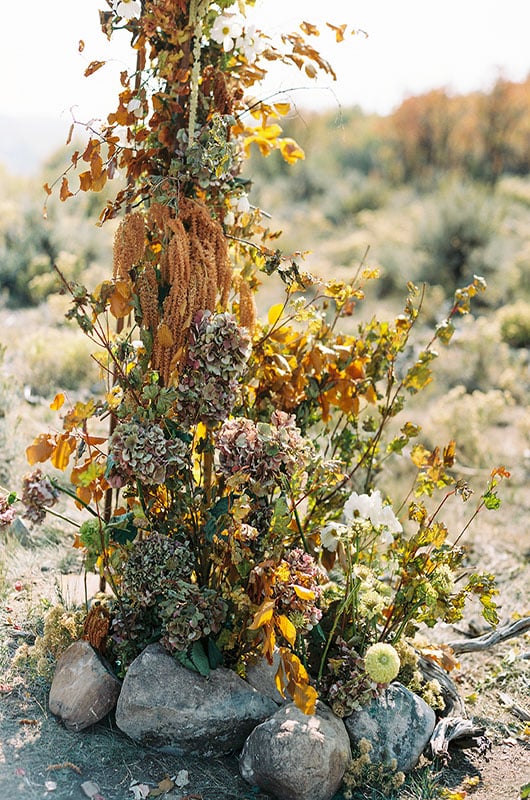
[364,643,401,684]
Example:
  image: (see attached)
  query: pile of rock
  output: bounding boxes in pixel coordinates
[50,641,437,800]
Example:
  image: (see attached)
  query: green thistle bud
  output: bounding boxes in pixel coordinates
[363,643,401,684]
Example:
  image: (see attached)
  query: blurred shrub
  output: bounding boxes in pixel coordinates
[418,182,500,291]
[496,301,530,348]
[20,328,101,396]
[426,385,510,468]
[322,171,388,225]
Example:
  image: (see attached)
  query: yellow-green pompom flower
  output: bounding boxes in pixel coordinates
[364,643,401,684]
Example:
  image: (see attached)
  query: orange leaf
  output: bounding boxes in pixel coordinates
[84,60,106,77]
[326,22,347,42]
[300,21,320,36]
[304,63,317,79]
[50,434,76,471]
[43,183,52,196]
[109,280,132,318]
[65,124,74,146]
[50,393,65,411]
[59,177,73,202]
[78,40,85,53]
[26,434,55,465]
[79,171,93,192]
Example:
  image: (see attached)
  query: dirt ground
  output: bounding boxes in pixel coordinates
[0,466,529,800]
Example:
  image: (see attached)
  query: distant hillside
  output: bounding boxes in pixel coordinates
[0,116,67,176]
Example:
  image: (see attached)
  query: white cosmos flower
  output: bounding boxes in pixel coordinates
[112,0,141,20]
[320,522,348,552]
[127,98,143,118]
[343,489,402,539]
[210,12,244,52]
[236,25,266,62]
[236,193,251,213]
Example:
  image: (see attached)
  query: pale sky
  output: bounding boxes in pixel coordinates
[1,0,530,125]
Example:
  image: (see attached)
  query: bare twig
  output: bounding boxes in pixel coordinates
[445,616,530,654]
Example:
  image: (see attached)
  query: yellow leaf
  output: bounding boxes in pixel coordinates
[109,280,132,318]
[304,63,317,78]
[293,585,315,601]
[293,682,318,715]
[274,102,291,116]
[26,434,55,465]
[279,138,305,165]
[248,599,275,630]
[149,777,175,797]
[50,393,65,411]
[326,22,347,42]
[277,614,297,646]
[51,434,76,471]
[267,303,284,327]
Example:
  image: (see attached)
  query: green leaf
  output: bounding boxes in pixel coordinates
[520,781,530,799]
[483,491,501,510]
[435,320,455,345]
[190,641,210,676]
[207,637,224,669]
[106,511,137,544]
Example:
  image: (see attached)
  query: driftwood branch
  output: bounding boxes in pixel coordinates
[497,691,530,722]
[417,656,466,717]
[446,616,530,654]
[429,716,488,761]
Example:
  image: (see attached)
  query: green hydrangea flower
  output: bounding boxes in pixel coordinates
[364,643,401,684]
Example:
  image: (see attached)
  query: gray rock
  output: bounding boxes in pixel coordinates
[240,701,351,800]
[115,643,278,756]
[49,640,121,732]
[245,649,285,705]
[344,682,436,773]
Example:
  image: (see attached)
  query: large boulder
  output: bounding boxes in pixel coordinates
[245,649,285,705]
[344,682,436,773]
[240,701,351,800]
[49,640,121,732]
[115,643,278,755]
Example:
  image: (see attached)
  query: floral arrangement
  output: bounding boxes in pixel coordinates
[2,0,508,715]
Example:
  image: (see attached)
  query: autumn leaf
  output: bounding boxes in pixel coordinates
[267,303,284,327]
[108,280,132,318]
[51,434,76,471]
[43,182,52,196]
[293,585,315,601]
[50,393,65,411]
[59,177,74,202]
[300,21,320,36]
[326,22,347,42]
[248,599,275,630]
[156,322,174,347]
[279,137,305,164]
[277,614,296,646]
[84,60,106,77]
[26,434,56,465]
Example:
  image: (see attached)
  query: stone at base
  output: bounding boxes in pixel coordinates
[49,640,121,732]
[115,643,278,756]
[240,701,351,800]
[344,682,436,773]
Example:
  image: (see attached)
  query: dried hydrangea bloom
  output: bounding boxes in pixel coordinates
[0,495,17,528]
[363,642,401,684]
[176,310,251,427]
[107,420,189,487]
[21,469,60,524]
[160,582,227,652]
[121,534,193,604]
[216,410,312,492]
